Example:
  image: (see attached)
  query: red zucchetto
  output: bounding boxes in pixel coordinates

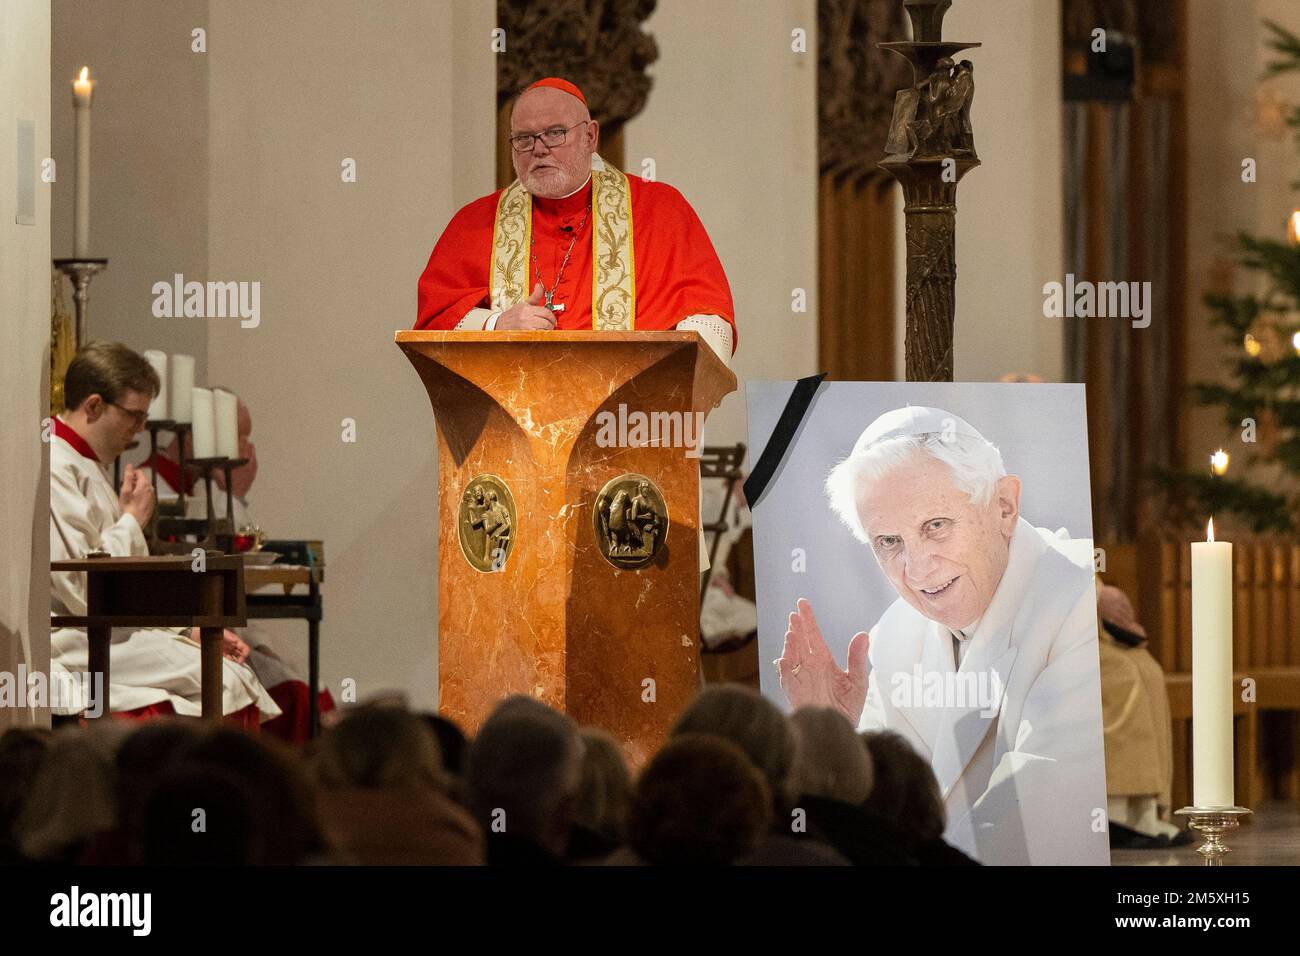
[523,77,586,104]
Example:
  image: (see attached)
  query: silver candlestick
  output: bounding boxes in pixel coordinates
[53,257,108,347]
[1174,806,1252,864]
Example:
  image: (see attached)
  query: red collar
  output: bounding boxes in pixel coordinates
[143,451,194,495]
[54,417,100,463]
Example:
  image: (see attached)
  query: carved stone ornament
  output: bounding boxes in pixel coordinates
[819,0,913,189]
[497,0,659,139]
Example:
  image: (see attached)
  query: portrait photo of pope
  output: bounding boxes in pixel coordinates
[748,384,1109,865]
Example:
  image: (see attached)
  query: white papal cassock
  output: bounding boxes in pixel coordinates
[49,420,280,719]
[858,516,1108,865]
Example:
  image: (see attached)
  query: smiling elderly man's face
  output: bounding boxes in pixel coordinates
[858,452,1021,631]
[510,87,598,198]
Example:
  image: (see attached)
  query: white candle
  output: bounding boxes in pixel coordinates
[170,354,195,423]
[213,389,239,459]
[191,388,215,459]
[1192,517,1234,807]
[72,67,94,258]
[143,350,168,420]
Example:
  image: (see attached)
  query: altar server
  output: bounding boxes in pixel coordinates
[50,342,279,724]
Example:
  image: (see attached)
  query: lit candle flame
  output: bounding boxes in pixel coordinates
[1207,516,1215,543]
[73,67,94,99]
[1293,330,1300,355]
[1244,333,1261,357]
[1209,448,1229,476]
[1289,210,1300,246]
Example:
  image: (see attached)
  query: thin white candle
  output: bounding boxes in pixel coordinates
[72,67,94,258]
[213,389,239,459]
[143,350,168,420]
[1191,517,1234,807]
[170,354,195,423]
[191,388,215,459]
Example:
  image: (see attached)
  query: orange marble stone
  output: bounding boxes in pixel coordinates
[395,330,737,765]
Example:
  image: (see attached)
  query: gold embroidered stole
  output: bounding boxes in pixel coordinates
[489,155,635,330]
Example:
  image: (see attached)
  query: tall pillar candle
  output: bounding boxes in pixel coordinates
[170,354,195,422]
[1192,518,1234,807]
[72,67,94,259]
[143,350,168,420]
[213,389,239,459]
[190,388,215,459]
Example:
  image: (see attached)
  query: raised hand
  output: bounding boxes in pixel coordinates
[776,597,871,725]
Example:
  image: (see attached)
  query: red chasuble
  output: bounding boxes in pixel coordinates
[416,175,737,350]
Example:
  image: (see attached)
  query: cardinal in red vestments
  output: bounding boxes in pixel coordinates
[416,77,737,360]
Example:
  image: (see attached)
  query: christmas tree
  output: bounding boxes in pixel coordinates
[1154,20,1300,535]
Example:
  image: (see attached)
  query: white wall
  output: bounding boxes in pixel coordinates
[1,0,52,729]
[894,0,1065,382]
[624,0,820,447]
[205,0,494,709]
[51,0,210,369]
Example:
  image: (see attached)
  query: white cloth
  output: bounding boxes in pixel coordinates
[675,315,733,367]
[50,426,280,719]
[857,517,1109,865]
[454,307,500,331]
[139,461,311,691]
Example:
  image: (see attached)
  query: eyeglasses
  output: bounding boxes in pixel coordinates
[509,121,589,153]
[110,402,149,427]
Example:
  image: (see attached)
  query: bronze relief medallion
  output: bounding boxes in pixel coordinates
[593,473,669,570]
[459,475,516,572]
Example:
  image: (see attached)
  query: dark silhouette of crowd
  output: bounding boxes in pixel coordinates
[0,685,978,866]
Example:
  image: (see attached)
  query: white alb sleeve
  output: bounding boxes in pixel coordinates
[454,308,502,331]
[675,314,733,368]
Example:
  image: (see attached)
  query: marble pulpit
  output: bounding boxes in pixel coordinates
[396,330,736,764]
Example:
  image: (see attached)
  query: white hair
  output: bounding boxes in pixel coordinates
[825,432,1007,545]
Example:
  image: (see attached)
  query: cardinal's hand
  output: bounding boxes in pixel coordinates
[496,282,557,330]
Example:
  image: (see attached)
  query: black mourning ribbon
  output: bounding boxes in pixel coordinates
[742,373,828,510]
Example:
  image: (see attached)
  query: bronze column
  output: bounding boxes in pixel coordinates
[879,0,980,382]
